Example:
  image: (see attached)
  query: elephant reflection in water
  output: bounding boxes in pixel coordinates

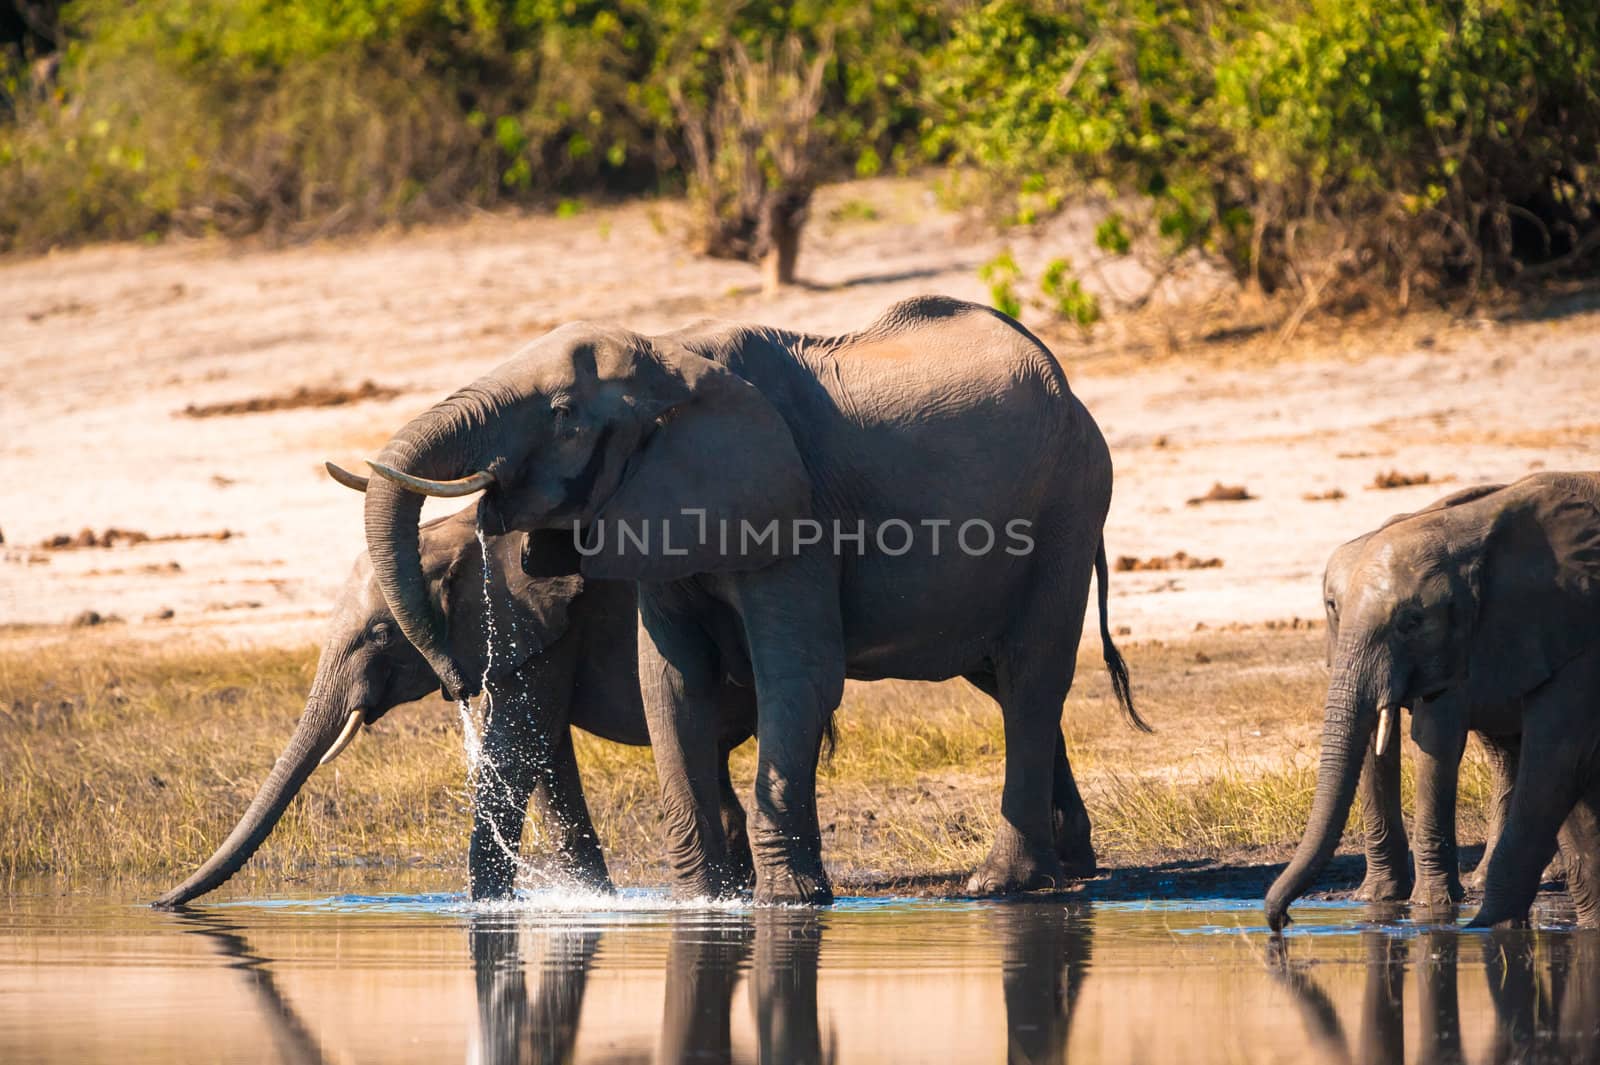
[179,916,330,1065]
[468,909,832,1065]
[182,903,1095,1065]
[998,902,1094,1065]
[1275,926,1600,1065]
[471,918,602,1065]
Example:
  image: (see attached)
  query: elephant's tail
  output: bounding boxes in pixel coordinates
[1096,539,1150,733]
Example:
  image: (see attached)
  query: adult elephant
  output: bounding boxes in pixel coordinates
[1266,472,1600,931]
[360,296,1144,903]
[1325,483,1575,909]
[154,497,754,908]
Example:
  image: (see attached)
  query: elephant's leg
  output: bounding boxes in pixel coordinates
[1469,700,1588,929]
[1469,733,1520,893]
[1356,719,1412,902]
[639,602,739,898]
[966,656,1074,895]
[968,541,1095,896]
[1411,693,1469,909]
[529,732,611,890]
[469,694,546,900]
[469,766,537,902]
[1050,730,1096,879]
[1555,783,1600,928]
[718,746,755,890]
[967,670,1093,878]
[735,564,845,906]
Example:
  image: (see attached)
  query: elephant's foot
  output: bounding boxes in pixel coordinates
[966,836,1065,895]
[1355,870,1413,903]
[1466,908,1531,930]
[754,865,834,906]
[1056,844,1098,882]
[1409,876,1464,911]
[668,861,745,903]
[554,851,614,894]
[1053,824,1097,880]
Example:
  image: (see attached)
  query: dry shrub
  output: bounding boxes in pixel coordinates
[671,35,832,292]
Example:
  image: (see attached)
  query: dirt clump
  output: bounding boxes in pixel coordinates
[1186,483,1255,505]
[177,379,400,418]
[1370,469,1451,490]
[40,528,235,550]
[1116,551,1223,572]
[1302,487,1346,501]
[69,610,123,627]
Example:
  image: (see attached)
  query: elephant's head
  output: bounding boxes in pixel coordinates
[1267,474,1600,930]
[358,321,810,698]
[154,500,580,908]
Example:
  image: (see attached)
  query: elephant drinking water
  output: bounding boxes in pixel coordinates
[358,296,1144,903]
[154,499,755,907]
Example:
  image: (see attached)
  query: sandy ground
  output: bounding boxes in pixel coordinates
[3,176,1598,655]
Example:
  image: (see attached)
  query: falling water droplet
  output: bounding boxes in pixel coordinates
[457,511,561,897]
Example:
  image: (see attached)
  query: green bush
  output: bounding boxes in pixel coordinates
[927,0,1600,308]
[0,0,944,251]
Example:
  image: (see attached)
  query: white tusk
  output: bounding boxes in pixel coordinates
[324,461,370,493]
[319,709,366,766]
[367,462,495,498]
[1375,706,1395,758]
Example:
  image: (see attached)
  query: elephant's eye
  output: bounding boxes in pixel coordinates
[1324,598,1338,616]
[551,402,580,440]
[369,621,395,646]
[1395,610,1424,636]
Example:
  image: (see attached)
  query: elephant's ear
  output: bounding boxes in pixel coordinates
[441,529,583,682]
[582,349,812,581]
[1468,478,1600,703]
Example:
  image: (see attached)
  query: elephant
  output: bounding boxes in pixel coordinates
[153,496,755,908]
[1327,484,1578,910]
[357,295,1145,903]
[1266,471,1600,931]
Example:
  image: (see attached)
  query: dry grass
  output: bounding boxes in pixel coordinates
[0,627,1499,894]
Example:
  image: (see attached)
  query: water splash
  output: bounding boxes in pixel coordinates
[455,514,564,893]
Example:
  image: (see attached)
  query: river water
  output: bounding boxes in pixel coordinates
[1,888,1594,1063]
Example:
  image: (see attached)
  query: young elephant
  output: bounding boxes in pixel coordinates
[154,500,754,908]
[1267,472,1600,931]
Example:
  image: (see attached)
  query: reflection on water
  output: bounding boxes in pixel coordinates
[2,891,1599,1063]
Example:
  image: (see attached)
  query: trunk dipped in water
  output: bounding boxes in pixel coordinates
[1266,649,1380,931]
[153,680,352,908]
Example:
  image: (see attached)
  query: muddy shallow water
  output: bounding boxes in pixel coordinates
[1,888,1596,1064]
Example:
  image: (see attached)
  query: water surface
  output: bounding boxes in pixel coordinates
[2,888,1595,1063]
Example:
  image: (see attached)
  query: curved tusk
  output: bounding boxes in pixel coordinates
[367,462,495,498]
[319,709,366,766]
[324,461,370,493]
[1374,706,1395,758]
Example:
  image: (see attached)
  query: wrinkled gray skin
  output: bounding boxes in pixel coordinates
[154,505,753,908]
[1267,471,1600,931]
[1325,484,1576,910]
[361,296,1144,904]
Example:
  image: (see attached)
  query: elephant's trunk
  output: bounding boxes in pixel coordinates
[153,679,351,908]
[1266,665,1377,931]
[364,398,492,699]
